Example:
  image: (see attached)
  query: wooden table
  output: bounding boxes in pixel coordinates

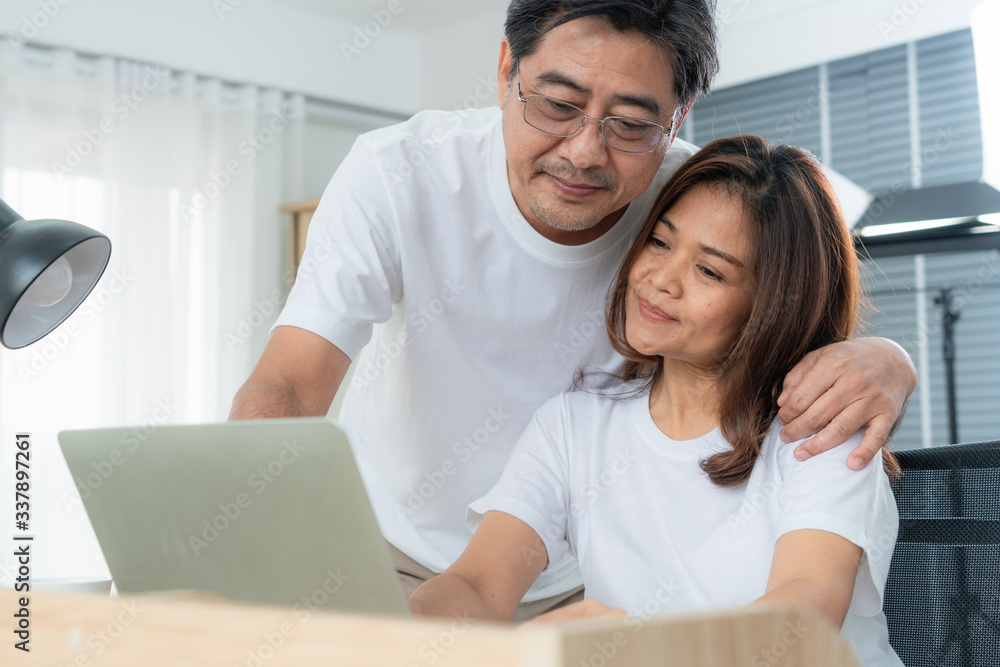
[1,589,860,666]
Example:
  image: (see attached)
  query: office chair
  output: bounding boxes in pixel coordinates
[883,439,1000,667]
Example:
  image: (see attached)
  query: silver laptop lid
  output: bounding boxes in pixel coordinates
[58,417,409,616]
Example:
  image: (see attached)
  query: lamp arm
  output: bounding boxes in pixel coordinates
[0,199,25,233]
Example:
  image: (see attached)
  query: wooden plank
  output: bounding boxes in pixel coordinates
[279,198,322,214]
[555,605,861,667]
[282,199,318,286]
[0,590,860,667]
[1,590,557,667]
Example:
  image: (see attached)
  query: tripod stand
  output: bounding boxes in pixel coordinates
[933,288,961,445]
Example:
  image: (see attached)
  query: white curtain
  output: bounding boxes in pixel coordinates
[0,40,305,582]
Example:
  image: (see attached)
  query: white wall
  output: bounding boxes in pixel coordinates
[3,1,984,116]
[420,0,987,108]
[3,0,987,202]
[0,0,422,114]
[420,10,506,111]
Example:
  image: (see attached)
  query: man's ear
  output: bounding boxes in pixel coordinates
[670,103,694,142]
[497,38,514,107]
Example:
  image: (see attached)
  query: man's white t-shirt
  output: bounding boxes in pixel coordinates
[271,107,697,600]
[469,388,904,667]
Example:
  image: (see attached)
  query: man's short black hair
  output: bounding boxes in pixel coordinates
[504,0,719,110]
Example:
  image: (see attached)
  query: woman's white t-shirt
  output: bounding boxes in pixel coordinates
[469,388,904,667]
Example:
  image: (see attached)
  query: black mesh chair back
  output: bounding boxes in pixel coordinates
[883,440,1000,667]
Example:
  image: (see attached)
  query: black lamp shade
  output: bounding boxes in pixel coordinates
[0,199,112,349]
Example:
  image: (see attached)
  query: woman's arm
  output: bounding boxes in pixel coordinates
[754,529,863,629]
[408,511,549,621]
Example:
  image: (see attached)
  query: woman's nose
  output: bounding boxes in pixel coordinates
[649,258,681,295]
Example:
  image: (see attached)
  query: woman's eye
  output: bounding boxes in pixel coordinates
[647,236,668,249]
[700,266,723,281]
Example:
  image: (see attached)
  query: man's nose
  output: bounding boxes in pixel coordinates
[556,117,610,171]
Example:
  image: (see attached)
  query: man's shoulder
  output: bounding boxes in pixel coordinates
[666,137,700,159]
[659,137,699,176]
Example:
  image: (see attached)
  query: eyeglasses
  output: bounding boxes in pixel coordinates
[516,74,672,154]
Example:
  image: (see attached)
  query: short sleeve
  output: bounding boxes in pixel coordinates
[467,395,573,570]
[270,136,402,360]
[773,429,900,617]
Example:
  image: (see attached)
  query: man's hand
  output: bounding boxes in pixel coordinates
[776,337,917,470]
[531,599,627,624]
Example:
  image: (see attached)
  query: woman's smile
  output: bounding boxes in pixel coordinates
[637,298,677,323]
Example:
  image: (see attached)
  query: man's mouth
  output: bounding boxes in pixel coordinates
[545,173,603,198]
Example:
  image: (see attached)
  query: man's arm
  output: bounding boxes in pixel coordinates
[228,326,352,420]
[776,337,917,469]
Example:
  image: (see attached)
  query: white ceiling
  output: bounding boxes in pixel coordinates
[265,0,510,34]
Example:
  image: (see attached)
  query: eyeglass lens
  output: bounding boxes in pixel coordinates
[522,95,664,153]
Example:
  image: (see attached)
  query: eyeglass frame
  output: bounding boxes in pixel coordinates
[515,73,674,154]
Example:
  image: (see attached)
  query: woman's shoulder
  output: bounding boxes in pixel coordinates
[534,381,649,428]
[758,417,871,475]
[552,379,649,410]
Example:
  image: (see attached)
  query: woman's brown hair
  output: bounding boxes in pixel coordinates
[606,135,900,486]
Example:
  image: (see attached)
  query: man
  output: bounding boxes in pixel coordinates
[230,0,916,619]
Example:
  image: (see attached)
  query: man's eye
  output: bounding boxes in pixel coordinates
[610,118,651,136]
[542,98,579,118]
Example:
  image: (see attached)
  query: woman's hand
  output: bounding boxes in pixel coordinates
[776,337,917,470]
[531,599,628,624]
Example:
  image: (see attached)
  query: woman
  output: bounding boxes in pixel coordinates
[408,136,903,666]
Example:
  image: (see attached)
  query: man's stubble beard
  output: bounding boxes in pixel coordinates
[526,161,620,233]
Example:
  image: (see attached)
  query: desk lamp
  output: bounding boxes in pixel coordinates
[0,198,111,349]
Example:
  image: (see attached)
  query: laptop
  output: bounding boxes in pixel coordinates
[58,417,410,616]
